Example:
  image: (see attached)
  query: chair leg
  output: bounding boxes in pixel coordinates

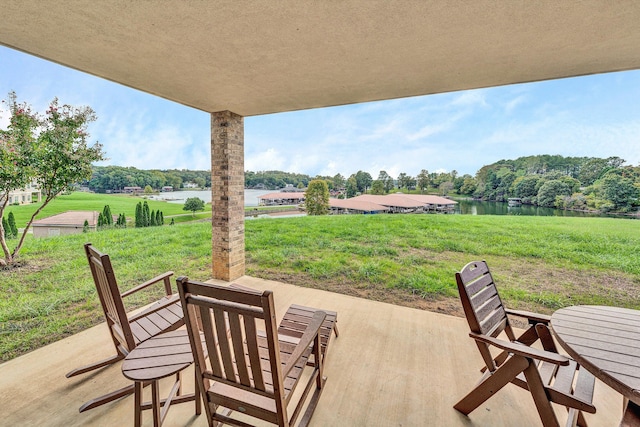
[620,400,640,427]
[298,376,327,427]
[65,353,124,378]
[79,383,135,412]
[454,355,529,415]
[522,362,560,427]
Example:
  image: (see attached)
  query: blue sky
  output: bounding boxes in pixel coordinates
[1,45,639,178]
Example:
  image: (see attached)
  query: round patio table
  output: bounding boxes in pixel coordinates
[122,329,203,427]
[551,305,640,422]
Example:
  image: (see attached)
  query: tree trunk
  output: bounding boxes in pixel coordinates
[0,194,13,264]
[11,196,53,260]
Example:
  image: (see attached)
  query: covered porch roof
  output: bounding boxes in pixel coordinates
[0,277,621,426]
[1,1,640,116]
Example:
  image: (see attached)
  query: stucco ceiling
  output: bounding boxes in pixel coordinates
[1,1,639,116]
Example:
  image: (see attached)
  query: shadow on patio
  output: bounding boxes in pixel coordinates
[0,276,621,426]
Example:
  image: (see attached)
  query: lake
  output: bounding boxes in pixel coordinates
[150,190,631,218]
[454,199,618,218]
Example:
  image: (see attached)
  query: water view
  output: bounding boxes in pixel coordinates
[454,199,621,218]
[151,190,630,218]
[150,189,273,207]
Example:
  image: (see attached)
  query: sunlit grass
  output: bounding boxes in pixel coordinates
[2,213,640,361]
[4,191,201,228]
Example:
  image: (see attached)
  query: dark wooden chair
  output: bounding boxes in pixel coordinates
[66,243,184,412]
[622,400,640,427]
[453,260,596,427]
[177,277,328,427]
[229,283,339,367]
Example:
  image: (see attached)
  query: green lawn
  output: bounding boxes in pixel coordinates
[246,215,640,310]
[4,192,205,228]
[1,213,639,361]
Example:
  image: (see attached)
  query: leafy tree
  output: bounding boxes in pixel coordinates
[0,92,104,265]
[183,197,205,216]
[304,179,330,215]
[453,176,465,193]
[578,157,625,186]
[354,171,373,193]
[406,176,417,190]
[159,211,164,225]
[135,202,143,227]
[459,177,477,195]
[7,212,18,239]
[332,173,345,189]
[142,201,151,226]
[378,171,394,193]
[397,173,408,190]
[439,181,454,196]
[156,210,162,226]
[600,174,638,212]
[537,180,572,207]
[115,213,126,228]
[144,185,153,194]
[102,205,113,226]
[2,217,9,239]
[371,180,385,195]
[416,170,430,193]
[150,209,157,226]
[346,175,358,198]
[512,175,540,199]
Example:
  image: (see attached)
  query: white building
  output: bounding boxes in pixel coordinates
[5,181,41,205]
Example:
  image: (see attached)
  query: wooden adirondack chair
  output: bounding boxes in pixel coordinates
[453,261,596,427]
[66,243,184,412]
[177,277,328,427]
[229,282,339,367]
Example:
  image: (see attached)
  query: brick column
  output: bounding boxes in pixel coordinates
[211,111,244,281]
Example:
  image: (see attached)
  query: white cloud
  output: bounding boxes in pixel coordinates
[245,148,286,172]
[449,90,488,108]
[504,94,527,114]
[407,112,467,141]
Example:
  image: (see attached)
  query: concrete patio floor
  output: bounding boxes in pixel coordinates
[0,276,622,426]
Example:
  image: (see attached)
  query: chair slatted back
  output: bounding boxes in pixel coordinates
[84,243,136,351]
[177,277,287,417]
[456,260,516,371]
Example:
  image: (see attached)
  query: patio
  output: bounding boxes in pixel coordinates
[1,276,621,426]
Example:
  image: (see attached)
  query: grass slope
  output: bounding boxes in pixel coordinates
[3,192,203,228]
[1,213,639,361]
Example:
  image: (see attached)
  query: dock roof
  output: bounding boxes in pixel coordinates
[329,198,389,212]
[258,192,306,200]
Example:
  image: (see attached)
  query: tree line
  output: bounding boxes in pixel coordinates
[471,155,639,212]
[86,155,640,214]
[87,166,210,193]
[245,154,639,213]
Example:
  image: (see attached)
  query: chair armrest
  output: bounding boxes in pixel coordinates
[282,311,326,378]
[469,332,569,365]
[121,271,174,297]
[128,294,180,322]
[505,308,551,324]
